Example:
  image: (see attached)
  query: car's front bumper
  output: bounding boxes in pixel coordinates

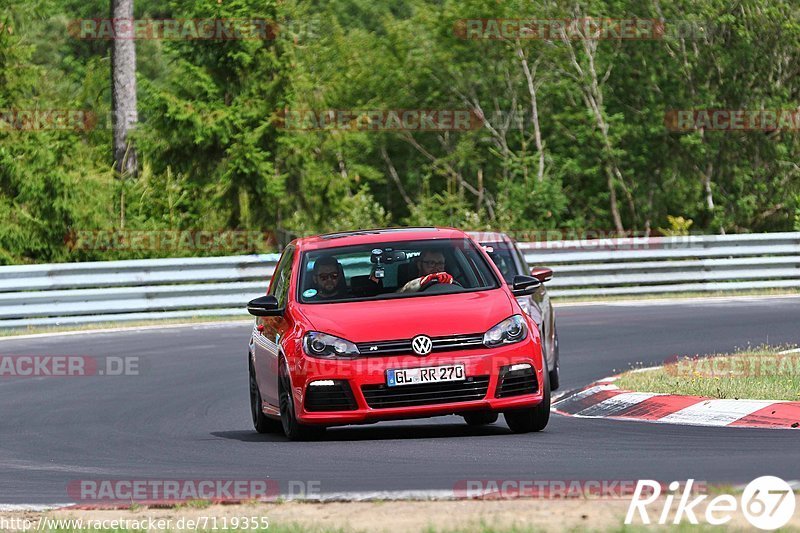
[291,340,545,426]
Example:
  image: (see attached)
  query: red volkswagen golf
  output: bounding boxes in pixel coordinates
[247,227,550,440]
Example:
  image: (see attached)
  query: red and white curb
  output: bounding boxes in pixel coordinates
[552,376,800,429]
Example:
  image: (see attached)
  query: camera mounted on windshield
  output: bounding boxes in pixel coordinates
[370,248,407,279]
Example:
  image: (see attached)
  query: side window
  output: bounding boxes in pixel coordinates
[487,251,514,283]
[269,246,295,307]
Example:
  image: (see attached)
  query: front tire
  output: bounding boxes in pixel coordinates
[463,411,499,426]
[279,363,325,441]
[504,358,550,433]
[250,360,282,434]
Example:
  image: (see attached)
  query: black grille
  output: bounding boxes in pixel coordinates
[356,334,484,356]
[304,381,357,412]
[496,366,538,398]
[362,376,490,409]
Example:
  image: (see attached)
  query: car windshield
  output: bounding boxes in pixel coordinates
[482,242,520,284]
[298,238,500,303]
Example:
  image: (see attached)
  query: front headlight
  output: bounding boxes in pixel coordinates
[483,315,528,347]
[303,331,361,358]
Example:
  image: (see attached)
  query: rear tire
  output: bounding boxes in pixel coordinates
[462,412,499,426]
[250,360,282,434]
[504,358,550,433]
[279,363,326,441]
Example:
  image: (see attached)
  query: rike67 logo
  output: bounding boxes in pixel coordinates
[626,477,796,530]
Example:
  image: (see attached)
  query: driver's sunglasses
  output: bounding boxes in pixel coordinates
[317,272,339,281]
[422,260,446,268]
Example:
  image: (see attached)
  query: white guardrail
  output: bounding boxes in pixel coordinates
[0,232,799,328]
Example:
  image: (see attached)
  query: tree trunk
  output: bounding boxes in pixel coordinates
[111,0,138,182]
[702,162,715,211]
[516,46,545,182]
[380,146,412,208]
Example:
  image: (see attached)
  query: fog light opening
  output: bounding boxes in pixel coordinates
[309,379,336,387]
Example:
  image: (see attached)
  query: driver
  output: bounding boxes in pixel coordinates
[311,255,346,299]
[398,249,455,293]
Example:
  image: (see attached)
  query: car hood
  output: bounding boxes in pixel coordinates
[298,289,515,342]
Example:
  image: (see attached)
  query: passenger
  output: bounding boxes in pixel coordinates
[398,249,455,293]
[311,255,347,299]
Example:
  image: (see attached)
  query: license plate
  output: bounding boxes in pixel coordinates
[386,364,465,387]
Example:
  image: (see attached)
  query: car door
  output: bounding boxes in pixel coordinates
[253,245,295,409]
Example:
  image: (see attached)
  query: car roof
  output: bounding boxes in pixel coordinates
[292,227,472,251]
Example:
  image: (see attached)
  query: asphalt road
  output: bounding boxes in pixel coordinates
[1,296,799,504]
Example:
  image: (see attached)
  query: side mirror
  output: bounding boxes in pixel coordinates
[247,295,283,317]
[511,275,541,297]
[530,267,553,283]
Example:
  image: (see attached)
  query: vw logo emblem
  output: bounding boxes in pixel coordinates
[411,335,433,356]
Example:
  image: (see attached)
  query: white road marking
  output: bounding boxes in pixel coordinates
[778,348,800,354]
[555,294,800,308]
[626,366,661,374]
[0,320,251,342]
[288,489,458,502]
[0,504,73,511]
[0,491,461,510]
[7,479,800,509]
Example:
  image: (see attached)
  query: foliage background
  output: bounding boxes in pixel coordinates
[1,0,799,263]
